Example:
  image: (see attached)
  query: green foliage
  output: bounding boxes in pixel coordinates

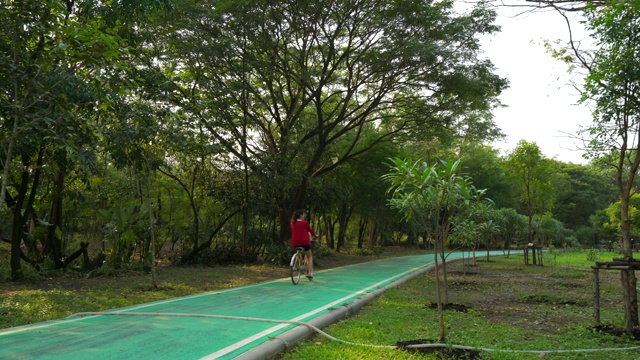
[602,194,640,239]
[0,0,625,285]
[460,143,514,209]
[535,213,577,248]
[383,157,492,250]
[504,141,556,245]
[263,244,293,266]
[494,207,528,248]
[505,141,555,215]
[346,247,385,257]
[552,162,616,232]
[543,251,557,266]
[189,243,249,266]
[151,0,507,246]
[98,203,146,266]
[313,243,335,258]
[586,248,601,262]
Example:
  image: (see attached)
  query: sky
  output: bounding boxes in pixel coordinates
[478,3,593,164]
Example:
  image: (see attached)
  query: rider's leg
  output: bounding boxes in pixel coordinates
[305,249,314,277]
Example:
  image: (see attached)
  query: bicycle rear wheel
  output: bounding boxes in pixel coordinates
[290,252,303,285]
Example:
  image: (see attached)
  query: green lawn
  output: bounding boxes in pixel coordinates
[283,250,640,360]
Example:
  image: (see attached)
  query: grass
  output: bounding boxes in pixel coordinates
[282,250,640,360]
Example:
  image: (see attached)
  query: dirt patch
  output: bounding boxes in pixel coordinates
[397,339,481,359]
[440,261,625,337]
[592,324,640,340]
[427,302,471,313]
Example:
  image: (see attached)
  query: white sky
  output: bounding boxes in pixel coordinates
[479,3,593,164]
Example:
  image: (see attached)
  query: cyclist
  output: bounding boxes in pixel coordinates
[290,210,317,280]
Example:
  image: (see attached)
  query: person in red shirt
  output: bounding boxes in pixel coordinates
[290,210,317,280]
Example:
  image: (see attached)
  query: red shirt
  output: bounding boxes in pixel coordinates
[290,220,316,247]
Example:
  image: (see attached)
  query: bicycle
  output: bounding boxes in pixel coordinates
[290,246,311,285]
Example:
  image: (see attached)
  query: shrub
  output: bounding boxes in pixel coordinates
[586,248,601,262]
[347,246,385,256]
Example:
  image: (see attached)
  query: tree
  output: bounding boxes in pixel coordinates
[574,2,640,332]
[504,140,555,245]
[535,212,576,248]
[476,206,501,262]
[0,0,170,279]
[551,161,616,232]
[494,207,528,254]
[153,0,507,242]
[1,1,125,279]
[603,194,640,245]
[522,0,606,11]
[383,157,489,342]
[510,0,640,334]
[459,142,515,209]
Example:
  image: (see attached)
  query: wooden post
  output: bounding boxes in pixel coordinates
[593,267,600,324]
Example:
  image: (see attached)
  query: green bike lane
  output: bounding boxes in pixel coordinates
[0,252,472,360]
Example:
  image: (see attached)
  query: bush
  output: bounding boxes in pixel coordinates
[312,242,333,258]
[586,248,601,262]
[263,243,291,266]
[347,246,385,256]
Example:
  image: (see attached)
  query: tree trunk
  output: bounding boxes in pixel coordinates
[621,270,639,333]
[439,243,449,304]
[10,165,30,280]
[422,231,429,250]
[367,219,377,248]
[145,168,158,289]
[336,204,351,252]
[324,216,335,249]
[357,219,367,249]
[44,159,66,269]
[434,251,446,342]
[486,241,491,262]
[472,245,477,266]
[158,168,201,260]
[620,186,639,331]
[181,209,241,263]
[1,14,21,211]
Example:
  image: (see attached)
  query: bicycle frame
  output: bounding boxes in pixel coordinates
[290,247,306,285]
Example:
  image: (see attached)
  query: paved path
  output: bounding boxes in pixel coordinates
[0,252,480,359]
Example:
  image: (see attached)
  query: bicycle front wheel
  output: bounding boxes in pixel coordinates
[290,252,302,285]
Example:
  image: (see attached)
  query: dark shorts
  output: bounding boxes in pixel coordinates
[293,245,311,251]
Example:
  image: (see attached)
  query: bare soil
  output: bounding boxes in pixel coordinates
[430,260,640,342]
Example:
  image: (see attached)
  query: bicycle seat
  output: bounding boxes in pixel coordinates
[295,247,305,251]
